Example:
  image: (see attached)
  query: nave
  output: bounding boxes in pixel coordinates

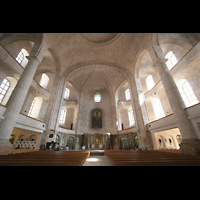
[1,149,200,166]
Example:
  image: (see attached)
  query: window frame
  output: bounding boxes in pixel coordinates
[15,48,29,68]
[64,88,70,99]
[39,73,49,89]
[128,108,135,127]
[0,79,10,104]
[16,51,24,64]
[145,75,155,91]
[165,51,178,70]
[125,89,131,101]
[182,81,198,106]
[59,109,67,125]
[28,100,35,117]
[151,98,165,120]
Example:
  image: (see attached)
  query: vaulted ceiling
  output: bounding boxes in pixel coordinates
[43,33,152,75]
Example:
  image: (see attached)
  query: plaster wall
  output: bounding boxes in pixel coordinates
[77,89,113,135]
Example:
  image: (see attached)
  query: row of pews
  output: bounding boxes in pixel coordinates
[104,150,200,166]
[0,151,90,166]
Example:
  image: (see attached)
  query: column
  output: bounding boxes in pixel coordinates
[128,75,153,150]
[154,53,200,155]
[43,73,61,129]
[0,56,41,154]
[135,77,150,125]
[46,76,66,131]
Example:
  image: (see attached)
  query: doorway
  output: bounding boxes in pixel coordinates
[121,137,128,150]
[67,137,74,150]
[135,135,139,148]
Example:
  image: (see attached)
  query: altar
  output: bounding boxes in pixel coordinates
[92,143,104,149]
[82,133,110,150]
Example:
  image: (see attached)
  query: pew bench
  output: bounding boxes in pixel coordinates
[104,150,200,166]
[0,151,90,166]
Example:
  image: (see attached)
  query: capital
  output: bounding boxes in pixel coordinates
[26,56,40,64]
[153,58,168,68]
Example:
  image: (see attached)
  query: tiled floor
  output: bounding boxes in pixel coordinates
[83,156,112,166]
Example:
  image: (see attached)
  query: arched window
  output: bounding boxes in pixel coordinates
[128,109,135,127]
[28,97,43,118]
[94,92,101,102]
[64,88,70,99]
[165,51,178,70]
[39,73,49,89]
[125,89,131,100]
[151,98,165,120]
[59,109,67,124]
[16,48,29,68]
[182,81,198,106]
[28,99,35,116]
[0,79,10,103]
[146,75,155,91]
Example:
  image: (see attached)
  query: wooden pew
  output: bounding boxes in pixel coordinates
[104,150,200,166]
[11,149,38,154]
[0,151,90,166]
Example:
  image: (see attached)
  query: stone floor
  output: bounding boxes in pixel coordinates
[83,156,111,166]
[82,150,111,166]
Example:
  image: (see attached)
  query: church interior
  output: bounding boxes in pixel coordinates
[1,33,200,165]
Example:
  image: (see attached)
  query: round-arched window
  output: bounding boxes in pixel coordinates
[94,92,101,102]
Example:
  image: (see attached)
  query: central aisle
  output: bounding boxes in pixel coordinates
[82,150,111,166]
[83,156,111,166]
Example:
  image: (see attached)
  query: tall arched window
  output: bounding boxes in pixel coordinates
[39,73,49,89]
[59,109,67,124]
[146,75,155,91]
[28,99,35,116]
[151,98,165,120]
[165,51,178,70]
[182,81,198,106]
[125,89,131,100]
[64,88,70,99]
[128,109,135,127]
[15,48,29,68]
[0,79,10,104]
[28,97,43,118]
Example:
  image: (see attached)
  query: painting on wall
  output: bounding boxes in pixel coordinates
[92,108,102,128]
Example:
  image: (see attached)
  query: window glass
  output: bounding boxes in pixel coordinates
[64,88,70,99]
[182,81,198,106]
[151,98,165,120]
[125,89,131,100]
[128,109,135,127]
[146,75,155,91]
[94,92,101,102]
[39,73,49,89]
[59,109,67,124]
[165,51,178,70]
[0,79,10,103]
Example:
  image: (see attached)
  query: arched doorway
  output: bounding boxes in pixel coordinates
[67,137,74,150]
[121,137,128,150]
[56,135,60,144]
[134,135,139,148]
